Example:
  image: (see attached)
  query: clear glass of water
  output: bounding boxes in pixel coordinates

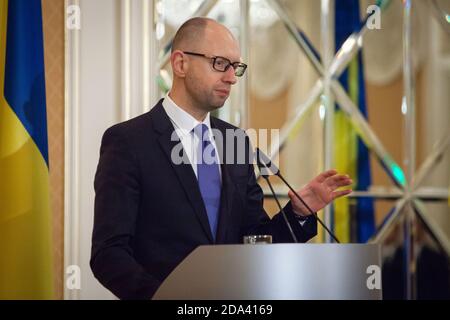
[243,235,272,244]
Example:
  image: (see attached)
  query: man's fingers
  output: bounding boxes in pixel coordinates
[327,175,353,189]
[335,176,353,186]
[332,189,352,199]
[327,174,350,183]
[316,169,338,183]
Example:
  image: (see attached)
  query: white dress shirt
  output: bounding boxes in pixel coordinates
[162,94,222,179]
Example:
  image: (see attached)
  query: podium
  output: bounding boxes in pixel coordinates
[153,243,382,300]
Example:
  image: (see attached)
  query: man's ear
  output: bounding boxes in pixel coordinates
[171,50,187,78]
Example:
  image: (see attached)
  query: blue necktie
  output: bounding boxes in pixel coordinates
[194,124,221,240]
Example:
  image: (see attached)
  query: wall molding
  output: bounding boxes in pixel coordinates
[64,0,81,301]
[64,0,155,299]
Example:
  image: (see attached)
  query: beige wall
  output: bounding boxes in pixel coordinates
[249,87,291,216]
[366,74,404,225]
[42,0,64,300]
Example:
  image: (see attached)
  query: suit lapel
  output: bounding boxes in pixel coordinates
[151,101,214,243]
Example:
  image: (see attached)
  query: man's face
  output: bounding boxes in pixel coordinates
[184,25,241,113]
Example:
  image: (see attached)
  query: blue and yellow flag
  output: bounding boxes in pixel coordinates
[0,0,53,299]
[333,0,375,243]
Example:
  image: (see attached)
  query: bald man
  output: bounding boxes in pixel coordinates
[91,17,352,299]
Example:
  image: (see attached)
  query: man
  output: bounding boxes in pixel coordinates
[91,17,352,300]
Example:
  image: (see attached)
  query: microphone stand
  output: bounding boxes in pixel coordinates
[255,148,340,244]
[258,171,298,243]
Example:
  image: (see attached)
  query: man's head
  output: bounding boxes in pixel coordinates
[170,17,244,118]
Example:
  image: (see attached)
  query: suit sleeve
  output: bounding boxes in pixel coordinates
[90,126,160,300]
[240,139,317,243]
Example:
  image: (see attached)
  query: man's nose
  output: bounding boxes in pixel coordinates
[222,66,237,85]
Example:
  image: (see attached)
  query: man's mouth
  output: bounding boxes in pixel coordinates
[215,89,230,97]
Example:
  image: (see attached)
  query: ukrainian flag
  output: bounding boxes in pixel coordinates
[0,0,53,299]
[333,0,375,243]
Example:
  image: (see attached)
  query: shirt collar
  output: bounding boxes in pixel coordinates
[163,93,212,138]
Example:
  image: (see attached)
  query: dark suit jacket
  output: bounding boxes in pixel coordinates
[90,99,317,299]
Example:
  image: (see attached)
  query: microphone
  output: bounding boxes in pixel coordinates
[255,153,298,243]
[255,148,340,243]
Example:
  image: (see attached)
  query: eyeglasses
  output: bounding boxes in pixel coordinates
[183,51,247,77]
